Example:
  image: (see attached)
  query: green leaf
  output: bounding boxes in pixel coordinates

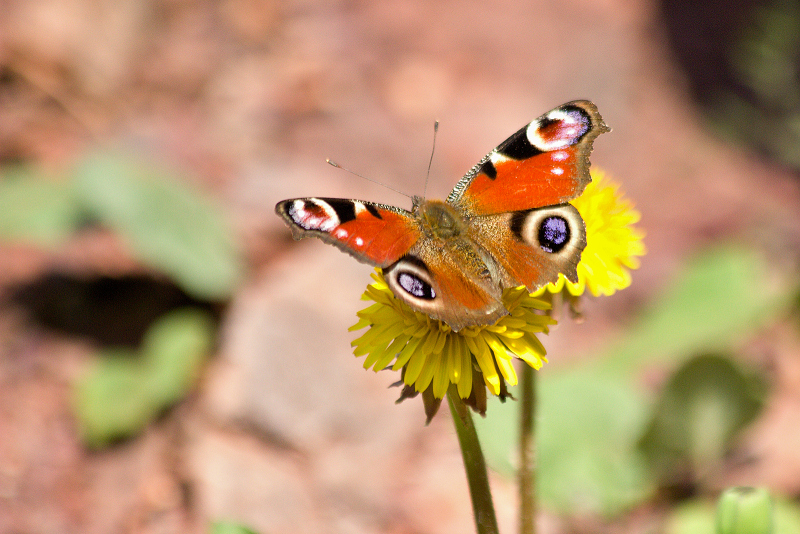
[73,308,215,448]
[600,246,783,374]
[717,487,774,534]
[666,494,800,534]
[73,152,243,300]
[476,246,787,515]
[665,499,717,534]
[477,370,653,515]
[210,521,259,534]
[774,498,800,534]
[73,347,156,448]
[0,166,84,246]
[143,308,215,405]
[537,370,653,514]
[639,355,767,484]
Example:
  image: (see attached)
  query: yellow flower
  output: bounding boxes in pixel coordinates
[350,271,555,421]
[534,168,646,298]
[349,169,643,419]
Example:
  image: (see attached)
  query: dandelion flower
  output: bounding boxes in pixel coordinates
[534,168,646,300]
[350,271,555,421]
[350,169,643,420]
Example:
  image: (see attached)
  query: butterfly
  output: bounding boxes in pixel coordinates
[276,101,609,331]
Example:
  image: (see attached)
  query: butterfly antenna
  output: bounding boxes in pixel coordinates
[326,159,411,199]
[422,120,439,200]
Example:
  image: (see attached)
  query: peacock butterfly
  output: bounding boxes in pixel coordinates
[276,101,609,331]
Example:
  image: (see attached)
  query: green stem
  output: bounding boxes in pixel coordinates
[518,364,537,534]
[447,386,500,534]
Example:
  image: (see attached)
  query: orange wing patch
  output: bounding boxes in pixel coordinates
[459,147,585,215]
[334,208,420,265]
[450,100,608,217]
[276,198,420,267]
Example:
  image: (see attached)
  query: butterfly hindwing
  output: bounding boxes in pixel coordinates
[448,100,609,216]
[384,236,507,331]
[468,204,587,291]
[275,197,420,266]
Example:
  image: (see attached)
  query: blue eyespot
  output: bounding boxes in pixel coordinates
[538,216,569,253]
[398,272,436,300]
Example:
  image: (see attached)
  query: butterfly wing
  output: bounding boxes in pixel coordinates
[275,197,420,266]
[383,234,507,331]
[447,100,609,216]
[277,197,505,330]
[380,203,589,331]
[469,204,587,290]
[445,100,607,295]
[275,101,608,330]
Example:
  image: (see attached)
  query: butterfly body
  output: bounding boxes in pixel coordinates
[415,199,464,240]
[276,101,609,331]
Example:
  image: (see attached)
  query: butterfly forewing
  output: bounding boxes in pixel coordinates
[447,100,609,216]
[275,197,420,266]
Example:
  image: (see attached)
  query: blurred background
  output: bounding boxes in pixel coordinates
[1,0,799,533]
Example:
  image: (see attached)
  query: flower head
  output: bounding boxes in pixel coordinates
[534,169,646,299]
[350,271,555,421]
[350,169,643,420]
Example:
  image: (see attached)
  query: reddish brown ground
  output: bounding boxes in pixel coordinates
[1,1,800,533]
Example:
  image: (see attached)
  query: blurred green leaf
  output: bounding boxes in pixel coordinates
[600,246,783,373]
[210,521,259,534]
[73,347,155,448]
[143,308,215,405]
[537,370,653,514]
[477,246,788,515]
[731,0,800,106]
[74,308,215,448]
[665,499,717,534]
[639,355,767,484]
[718,0,800,171]
[717,487,774,534]
[666,494,800,534]
[74,152,243,300]
[478,370,653,515]
[0,166,84,246]
[774,498,800,534]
